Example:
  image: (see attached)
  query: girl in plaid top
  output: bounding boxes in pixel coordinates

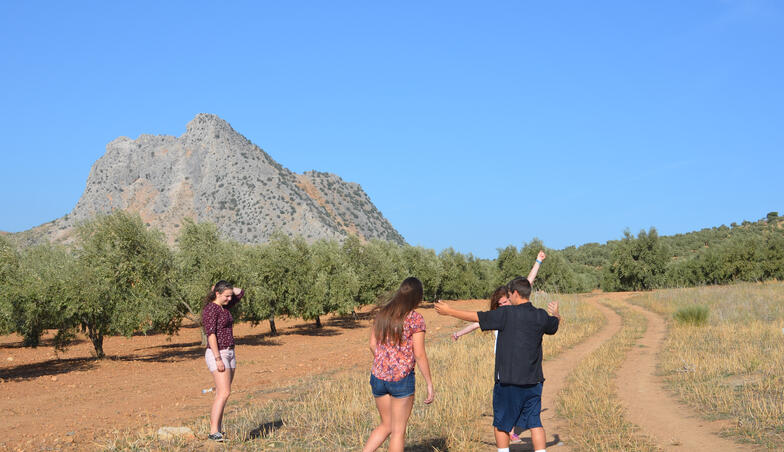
[362,277,434,452]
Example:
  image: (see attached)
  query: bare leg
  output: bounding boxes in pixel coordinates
[210,368,232,434]
[531,426,546,450]
[494,427,510,449]
[387,395,415,452]
[362,395,392,452]
[217,367,235,432]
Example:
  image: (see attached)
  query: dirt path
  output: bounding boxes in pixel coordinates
[615,298,746,451]
[536,294,623,451]
[475,293,624,451]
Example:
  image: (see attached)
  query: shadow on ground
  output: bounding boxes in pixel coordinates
[405,437,448,451]
[509,433,562,451]
[1,357,98,381]
[245,419,285,440]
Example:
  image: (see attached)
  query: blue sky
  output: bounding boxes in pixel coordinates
[1,1,782,258]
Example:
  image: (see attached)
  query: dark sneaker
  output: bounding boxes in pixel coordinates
[208,432,225,442]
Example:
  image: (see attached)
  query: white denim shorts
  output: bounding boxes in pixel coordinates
[205,348,236,372]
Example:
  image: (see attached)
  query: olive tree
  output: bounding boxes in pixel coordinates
[0,235,20,335]
[175,219,246,343]
[603,228,668,291]
[72,212,179,358]
[343,236,405,306]
[305,239,360,327]
[401,246,441,301]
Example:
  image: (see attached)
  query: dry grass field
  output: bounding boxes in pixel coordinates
[102,292,605,451]
[630,282,784,449]
[556,298,659,451]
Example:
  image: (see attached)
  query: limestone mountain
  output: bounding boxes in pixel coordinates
[13,114,405,247]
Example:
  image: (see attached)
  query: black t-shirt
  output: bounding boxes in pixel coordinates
[477,302,559,386]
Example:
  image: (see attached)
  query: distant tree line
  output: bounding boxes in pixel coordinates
[1,210,782,358]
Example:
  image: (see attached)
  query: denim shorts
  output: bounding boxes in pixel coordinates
[370,371,415,398]
[493,382,543,432]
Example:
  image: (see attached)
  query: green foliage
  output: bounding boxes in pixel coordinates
[0,239,78,347]
[15,244,78,348]
[401,246,442,301]
[306,239,360,319]
[436,248,490,300]
[71,211,179,358]
[0,235,20,335]
[673,305,709,325]
[175,219,245,320]
[342,236,405,306]
[496,239,590,293]
[245,233,310,329]
[603,228,668,291]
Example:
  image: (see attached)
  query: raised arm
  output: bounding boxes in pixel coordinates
[452,322,480,341]
[527,250,546,284]
[227,287,244,309]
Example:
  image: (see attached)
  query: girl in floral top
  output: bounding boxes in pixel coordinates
[362,277,434,452]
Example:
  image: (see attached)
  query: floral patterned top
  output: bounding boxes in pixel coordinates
[202,290,243,350]
[371,311,426,382]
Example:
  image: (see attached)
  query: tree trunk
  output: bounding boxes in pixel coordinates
[315,316,322,328]
[268,317,278,336]
[200,327,208,346]
[86,326,105,359]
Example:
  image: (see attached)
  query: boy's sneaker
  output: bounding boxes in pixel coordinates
[208,432,224,442]
[510,432,522,444]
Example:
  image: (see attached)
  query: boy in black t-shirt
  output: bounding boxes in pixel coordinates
[435,277,560,452]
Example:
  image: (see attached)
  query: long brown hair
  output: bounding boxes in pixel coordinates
[373,277,424,346]
[489,285,509,311]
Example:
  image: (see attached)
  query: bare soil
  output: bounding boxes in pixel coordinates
[0,300,484,451]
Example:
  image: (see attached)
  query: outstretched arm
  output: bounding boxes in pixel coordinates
[452,322,480,341]
[527,250,546,284]
[434,301,479,322]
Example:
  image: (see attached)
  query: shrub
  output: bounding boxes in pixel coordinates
[673,305,709,325]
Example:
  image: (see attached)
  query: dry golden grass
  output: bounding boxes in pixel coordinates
[556,298,660,452]
[534,291,606,360]
[101,294,603,451]
[631,282,784,449]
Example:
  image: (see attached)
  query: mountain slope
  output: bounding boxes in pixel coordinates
[13,114,405,247]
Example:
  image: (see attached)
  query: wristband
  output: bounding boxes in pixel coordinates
[536,259,543,264]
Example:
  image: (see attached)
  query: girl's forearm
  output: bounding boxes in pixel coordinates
[454,322,480,338]
[416,354,433,386]
[207,334,221,358]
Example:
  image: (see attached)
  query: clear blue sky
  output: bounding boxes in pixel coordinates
[1,1,782,258]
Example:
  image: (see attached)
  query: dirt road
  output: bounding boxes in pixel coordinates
[615,298,746,451]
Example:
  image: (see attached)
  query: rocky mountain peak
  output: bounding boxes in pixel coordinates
[12,114,406,248]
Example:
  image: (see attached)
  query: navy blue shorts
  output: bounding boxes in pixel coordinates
[493,382,543,432]
[370,372,415,398]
